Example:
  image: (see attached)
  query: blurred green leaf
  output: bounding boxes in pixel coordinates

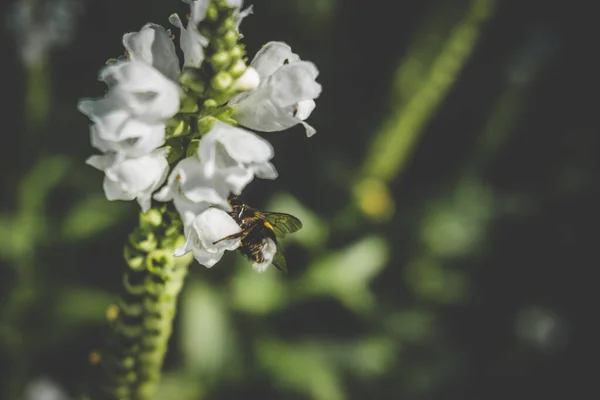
[258,339,344,400]
[180,279,238,379]
[229,263,288,315]
[53,286,114,324]
[155,372,204,400]
[297,236,389,313]
[0,156,71,260]
[405,257,469,304]
[421,179,493,258]
[60,195,130,241]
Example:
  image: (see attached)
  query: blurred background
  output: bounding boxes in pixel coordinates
[1,0,597,399]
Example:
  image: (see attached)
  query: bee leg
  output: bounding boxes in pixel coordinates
[212,231,244,244]
[212,225,255,245]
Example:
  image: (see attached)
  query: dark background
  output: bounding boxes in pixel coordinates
[1,0,597,399]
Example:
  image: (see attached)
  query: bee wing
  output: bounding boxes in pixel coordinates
[271,250,288,274]
[261,212,303,237]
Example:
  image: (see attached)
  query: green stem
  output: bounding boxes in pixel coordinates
[353,0,495,221]
[89,207,193,400]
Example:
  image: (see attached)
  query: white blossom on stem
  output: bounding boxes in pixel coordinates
[229,41,322,136]
[198,121,278,194]
[174,207,242,267]
[155,121,277,223]
[123,23,180,82]
[169,0,209,68]
[154,157,232,225]
[87,150,169,212]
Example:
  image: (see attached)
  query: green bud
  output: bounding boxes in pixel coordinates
[129,228,157,253]
[165,139,185,164]
[197,116,218,135]
[124,245,145,271]
[121,356,136,370]
[213,105,235,121]
[223,30,238,47]
[211,71,233,91]
[180,69,206,94]
[229,59,247,78]
[221,18,235,32]
[230,46,243,61]
[123,371,138,384]
[146,249,175,276]
[139,208,162,229]
[186,139,200,158]
[203,99,218,110]
[122,273,146,295]
[206,4,219,21]
[179,95,199,114]
[211,51,231,70]
[166,119,190,138]
[114,386,132,399]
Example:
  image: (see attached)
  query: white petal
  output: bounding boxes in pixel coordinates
[235,5,253,32]
[78,95,130,138]
[123,23,180,81]
[222,166,254,195]
[252,161,278,180]
[295,99,316,120]
[192,208,241,252]
[250,41,300,81]
[91,150,168,209]
[86,153,116,171]
[168,12,207,68]
[154,157,231,218]
[186,0,210,24]
[192,247,225,268]
[90,123,165,157]
[232,97,297,133]
[204,122,274,164]
[230,66,260,92]
[267,62,321,108]
[225,0,243,7]
[100,61,181,122]
[103,175,135,201]
[300,120,317,137]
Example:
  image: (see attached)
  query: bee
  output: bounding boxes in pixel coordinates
[213,196,302,273]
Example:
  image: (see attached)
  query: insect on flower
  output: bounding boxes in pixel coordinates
[213,195,302,273]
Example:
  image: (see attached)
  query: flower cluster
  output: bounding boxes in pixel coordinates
[79,0,321,270]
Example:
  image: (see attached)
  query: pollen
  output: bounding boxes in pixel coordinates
[176,174,182,180]
[89,351,102,365]
[264,221,274,231]
[106,304,119,321]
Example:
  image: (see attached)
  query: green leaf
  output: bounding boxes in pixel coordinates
[60,195,130,241]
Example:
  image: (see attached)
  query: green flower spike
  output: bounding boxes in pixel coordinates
[89,206,193,400]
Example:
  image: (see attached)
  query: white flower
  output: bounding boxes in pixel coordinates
[198,121,278,194]
[229,41,322,136]
[155,121,277,222]
[154,157,231,225]
[252,237,277,273]
[174,208,242,267]
[227,0,253,32]
[87,150,169,212]
[79,96,167,158]
[89,123,165,159]
[9,0,81,67]
[98,61,181,122]
[123,23,180,82]
[169,0,209,68]
[24,377,70,400]
[230,66,260,92]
